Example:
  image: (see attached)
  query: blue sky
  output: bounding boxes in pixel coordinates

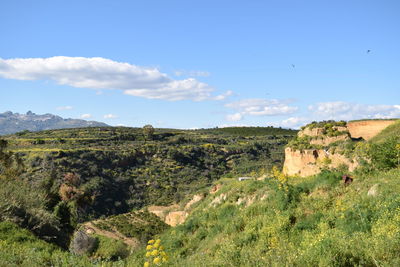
[1,0,399,128]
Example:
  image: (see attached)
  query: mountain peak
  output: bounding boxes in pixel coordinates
[0,111,109,135]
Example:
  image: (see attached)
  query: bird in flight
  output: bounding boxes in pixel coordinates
[291,64,295,68]
[367,50,371,53]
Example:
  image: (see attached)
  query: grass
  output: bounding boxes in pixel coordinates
[0,221,93,267]
[92,211,169,244]
[137,168,400,266]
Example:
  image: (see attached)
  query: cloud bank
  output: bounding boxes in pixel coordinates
[0,56,230,101]
[275,102,400,129]
[309,102,400,120]
[225,98,298,121]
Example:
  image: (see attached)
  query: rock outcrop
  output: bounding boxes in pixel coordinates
[283,147,358,177]
[347,120,397,141]
[283,119,397,177]
[148,194,204,226]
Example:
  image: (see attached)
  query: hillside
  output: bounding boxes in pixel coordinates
[0,126,296,248]
[1,120,399,266]
[139,168,400,266]
[0,111,108,135]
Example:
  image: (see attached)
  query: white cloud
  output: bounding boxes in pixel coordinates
[0,56,229,101]
[104,114,117,119]
[219,123,251,128]
[56,105,73,110]
[226,113,243,121]
[225,98,298,121]
[213,90,234,101]
[123,78,215,101]
[80,113,92,119]
[279,117,309,129]
[308,101,400,120]
[174,70,210,77]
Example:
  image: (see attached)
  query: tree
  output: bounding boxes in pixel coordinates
[0,139,24,179]
[143,124,155,141]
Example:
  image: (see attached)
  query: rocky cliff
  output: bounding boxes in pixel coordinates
[283,147,358,176]
[283,120,398,177]
[347,120,397,141]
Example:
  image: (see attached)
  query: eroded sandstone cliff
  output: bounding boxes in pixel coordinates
[283,120,397,177]
[347,120,397,140]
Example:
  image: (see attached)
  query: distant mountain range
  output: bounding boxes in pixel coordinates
[0,111,109,135]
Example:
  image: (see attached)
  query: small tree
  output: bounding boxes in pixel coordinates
[143,125,155,141]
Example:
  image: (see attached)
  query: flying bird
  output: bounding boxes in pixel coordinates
[367,50,371,53]
[291,64,295,68]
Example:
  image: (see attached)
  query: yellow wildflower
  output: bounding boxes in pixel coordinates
[153,257,161,265]
[145,251,151,257]
[144,262,150,267]
[153,243,159,249]
[148,239,155,244]
[151,249,159,256]
[146,245,153,250]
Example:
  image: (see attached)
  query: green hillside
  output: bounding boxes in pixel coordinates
[142,167,400,266]
[1,122,400,266]
[0,126,295,248]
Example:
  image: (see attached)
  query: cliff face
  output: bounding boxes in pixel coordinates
[283,120,397,177]
[283,147,358,177]
[347,120,397,141]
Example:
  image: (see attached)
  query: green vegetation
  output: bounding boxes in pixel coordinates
[4,126,294,223]
[287,135,322,150]
[1,122,400,266]
[301,120,346,130]
[196,126,297,136]
[0,221,92,266]
[141,168,400,266]
[289,120,351,151]
[92,211,169,243]
[92,235,129,260]
[0,125,295,265]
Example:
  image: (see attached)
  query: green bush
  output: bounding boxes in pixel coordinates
[369,136,399,170]
[92,235,129,260]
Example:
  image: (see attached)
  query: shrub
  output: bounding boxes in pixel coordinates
[369,136,399,170]
[92,235,129,260]
[70,230,96,255]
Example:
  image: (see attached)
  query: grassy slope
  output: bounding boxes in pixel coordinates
[138,168,400,266]
[0,221,93,267]
[89,211,169,244]
[4,168,400,267]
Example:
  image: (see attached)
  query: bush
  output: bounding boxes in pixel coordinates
[369,136,399,170]
[92,235,129,260]
[70,230,97,255]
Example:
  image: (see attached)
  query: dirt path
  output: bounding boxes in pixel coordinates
[83,222,140,248]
